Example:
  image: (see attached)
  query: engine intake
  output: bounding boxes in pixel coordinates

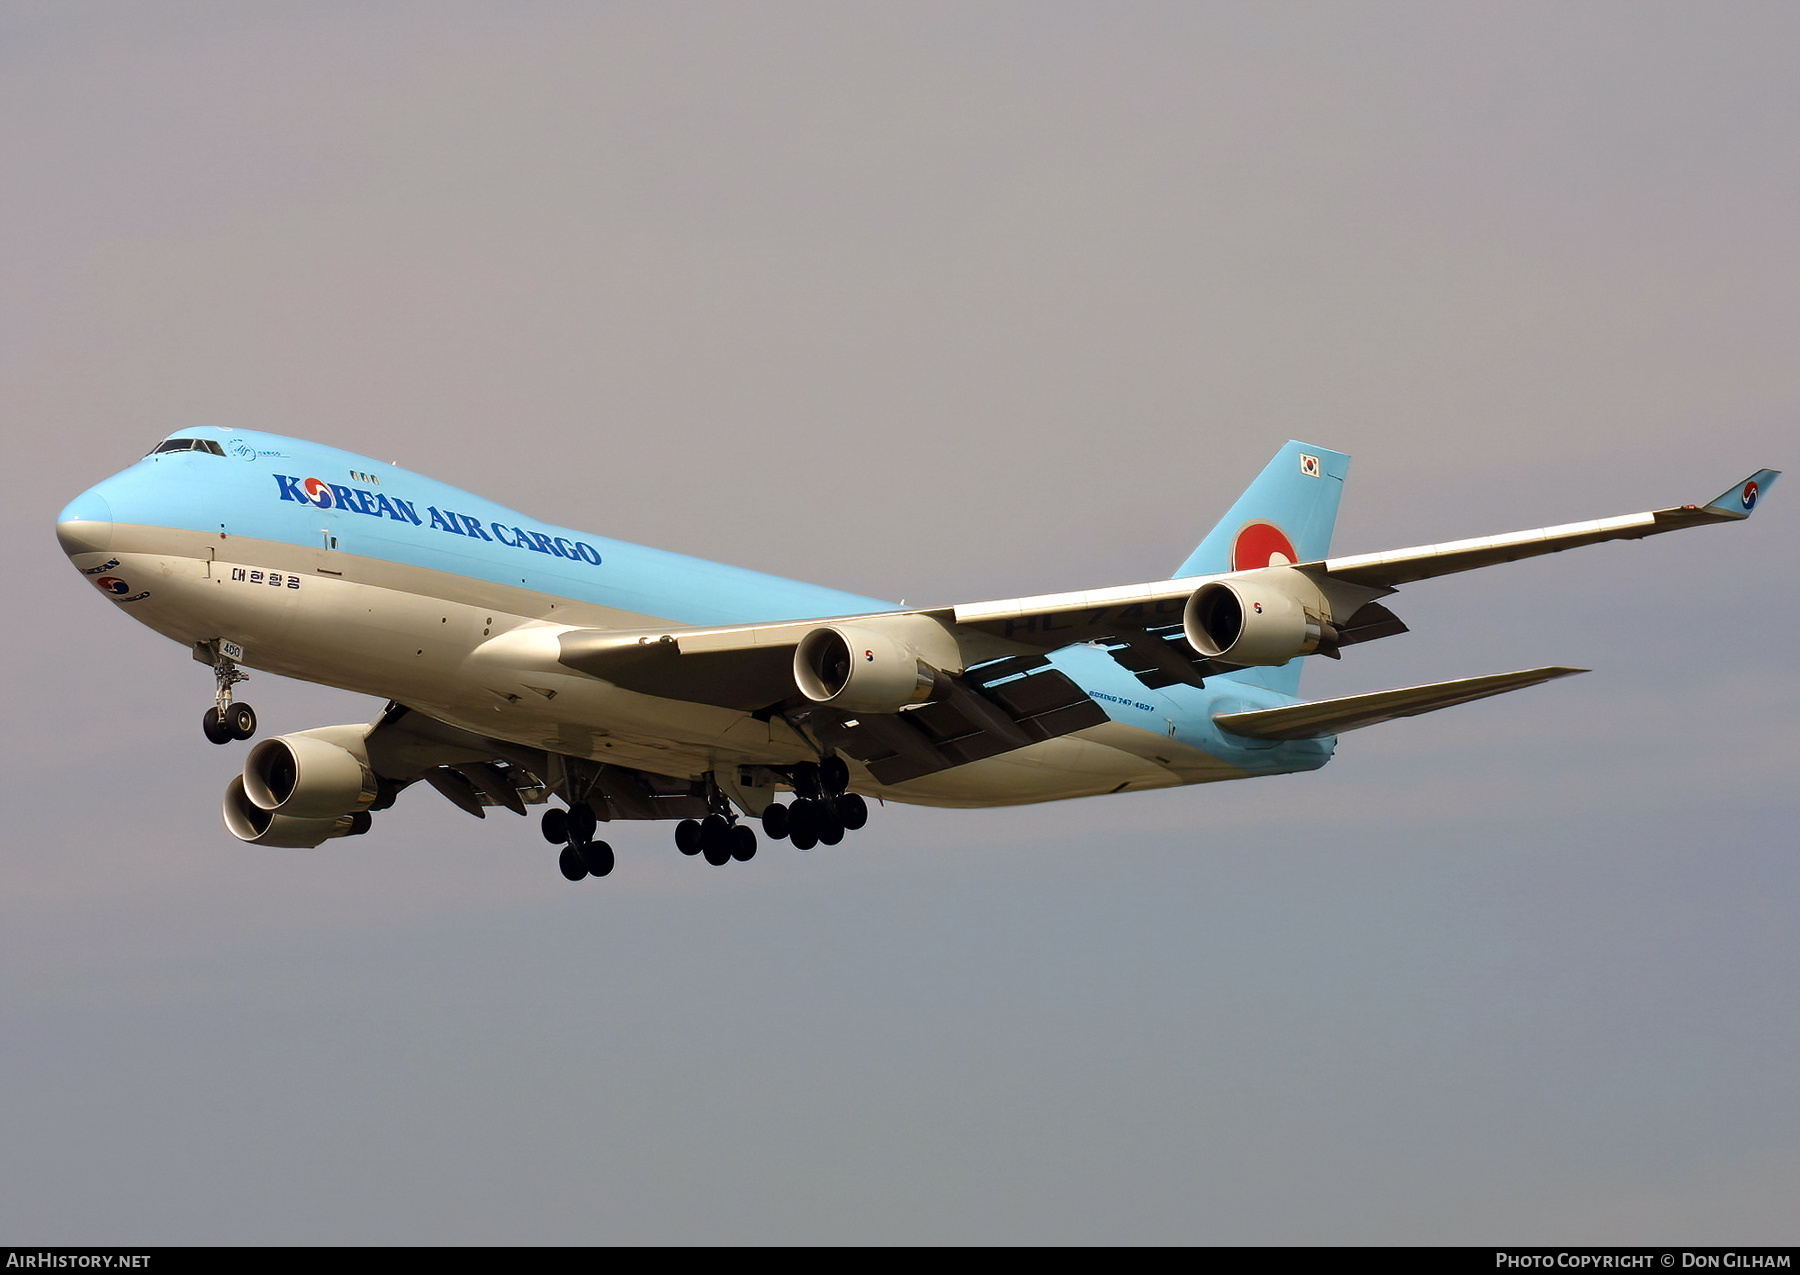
[1184,579,1335,666]
[795,624,940,714]
[243,733,378,819]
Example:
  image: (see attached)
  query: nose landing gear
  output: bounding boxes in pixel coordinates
[201,646,255,744]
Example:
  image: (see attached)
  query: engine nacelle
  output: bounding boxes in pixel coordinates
[795,623,941,714]
[223,775,367,848]
[242,732,378,820]
[1183,578,1334,666]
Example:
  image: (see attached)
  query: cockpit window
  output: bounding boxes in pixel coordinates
[148,437,226,457]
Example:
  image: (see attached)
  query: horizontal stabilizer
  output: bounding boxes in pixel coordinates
[1213,666,1586,741]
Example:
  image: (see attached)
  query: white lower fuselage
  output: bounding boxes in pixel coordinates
[77,523,1291,809]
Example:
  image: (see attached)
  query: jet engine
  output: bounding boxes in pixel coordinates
[223,727,380,847]
[794,623,942,714]
[243,733,378,819]
[1183,576,1337,667]
[223,775,369,847]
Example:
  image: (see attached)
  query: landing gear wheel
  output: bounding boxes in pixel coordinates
[700,814,732,866]
[580,840,615,877]
[559,845,589,881]
[816,809,845,846]
[541,807,570,844]
[820,755,849,795]
[202,708,233,745]
[834,792,868,831]
[730,825,757,862]
[787,799,818,847]
[792,761,821,800]
[761,803,790,841]
[675,819,703,855]
[567,804,598,845]
[226,703,257,740]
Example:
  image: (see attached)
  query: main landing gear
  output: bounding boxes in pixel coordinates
[538,753,871,881]
[674,813,758,866]
[201,647,256,745]
[757,756,869,852]
[542,803,614,881]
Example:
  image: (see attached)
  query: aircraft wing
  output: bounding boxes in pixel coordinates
[948,468,1781,646]
[1313,469,1781,589]
[1212,666,1586,741]
[359,702,716,822]
[549,468,1775,738]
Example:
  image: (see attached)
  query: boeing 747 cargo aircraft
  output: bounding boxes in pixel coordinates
[55,430,1778,881]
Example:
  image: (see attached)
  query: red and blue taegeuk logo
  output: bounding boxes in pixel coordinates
[93,575,131,596]
[1742,480,1759,511]
[1232,522,1299,571]
[300,477,335,508]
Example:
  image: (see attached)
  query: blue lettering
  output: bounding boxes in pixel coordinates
[429,507,462,534]
[514,527,548,554]
[388,497,422,525]
[328,484,360,512]
[529,531,566,558]
[353,489,381,516]
[553,537,579,559]
[490,523,517,547]
[458,514,494,542]
[274,475,308,502]
[574,542,603,566]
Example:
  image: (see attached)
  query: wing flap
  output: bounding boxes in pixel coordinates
[1213,666,1586,741]
[808,663,1108,785]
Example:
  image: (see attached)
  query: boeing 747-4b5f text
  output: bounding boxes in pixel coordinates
[56,432,1778,880]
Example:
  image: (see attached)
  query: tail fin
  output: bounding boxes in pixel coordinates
[1173,441,1350,578]
[1173,441,1350,697]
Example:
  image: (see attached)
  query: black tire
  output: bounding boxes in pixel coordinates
[787,799,818,845]
[227,703,257,740]
[730,824,757,862]
[567,803,598,845]
[761,802,790,840]
[835,792,868,831]
[347,812,373,837]
[791,826,818,852]
[202,708,233,745]
[581,840,615,877]
[675,819,703,855]
[540,806,570,844]
[792,761,820,800]
[820,754,849,795]
[700,814,731,865]
[558,845,588,881]
[816,809,845,846]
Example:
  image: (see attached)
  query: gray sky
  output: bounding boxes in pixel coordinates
[3,0,1796,1243]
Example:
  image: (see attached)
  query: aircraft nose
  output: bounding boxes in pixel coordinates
[56,488,114,556]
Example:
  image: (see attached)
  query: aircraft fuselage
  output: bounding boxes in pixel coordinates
[56,428,1330,812]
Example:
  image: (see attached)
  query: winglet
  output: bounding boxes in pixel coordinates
[1704,469,1780,519]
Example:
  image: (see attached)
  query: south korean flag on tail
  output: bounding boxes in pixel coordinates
[1299,452,1322,478]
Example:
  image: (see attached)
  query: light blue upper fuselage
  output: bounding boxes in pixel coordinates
[60,427,1332,778]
